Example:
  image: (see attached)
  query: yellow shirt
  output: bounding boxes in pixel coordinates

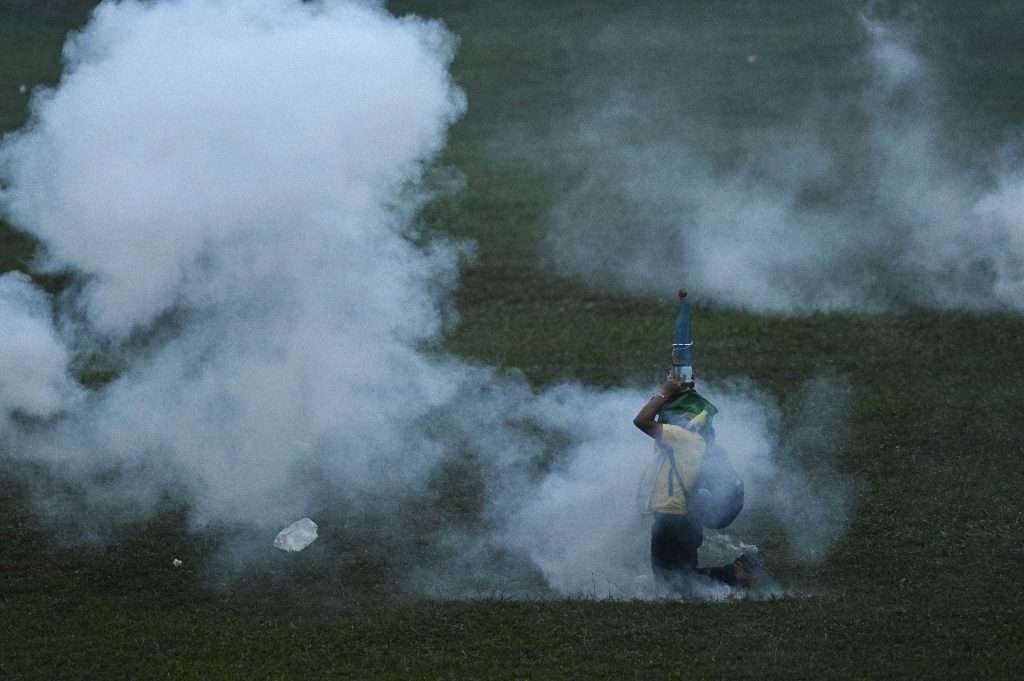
[648,423,706,515]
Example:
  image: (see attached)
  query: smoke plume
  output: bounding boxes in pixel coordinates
[0,0,853,599]
[538,10,1024,313]
[0,272,80,423]
[1,0,468,529]
[500,378,851,598]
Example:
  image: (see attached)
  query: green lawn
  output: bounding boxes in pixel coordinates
[2,2,1024,679]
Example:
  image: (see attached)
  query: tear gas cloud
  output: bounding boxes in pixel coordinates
[1,0,470,530]
[0,272,80,422]
[539,10,1024,313]
[0,0,852,598]
[500,378,851,598]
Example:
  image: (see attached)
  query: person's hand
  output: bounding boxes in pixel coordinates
[660,372,694,398]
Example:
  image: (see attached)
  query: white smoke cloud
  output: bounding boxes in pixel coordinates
[500,378,851,598]
[538,11,1024,314]
[714,376,853,562]
[3,0,465,338]
[975,174,1024,303]
[0,272,80,421]
[0,0,854,599]
[1,0,468,530]
[500,387,651,597]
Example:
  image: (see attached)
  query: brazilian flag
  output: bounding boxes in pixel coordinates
[660,390,718,426]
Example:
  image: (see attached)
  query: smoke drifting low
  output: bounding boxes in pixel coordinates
[0,0,852,599]
[502,378,851,598]
[1,0,469,530]
[539,10,1024,313]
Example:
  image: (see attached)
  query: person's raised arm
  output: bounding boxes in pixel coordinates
[633,373,692,439]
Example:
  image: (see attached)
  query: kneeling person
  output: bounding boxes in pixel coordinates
[633,373,764,594]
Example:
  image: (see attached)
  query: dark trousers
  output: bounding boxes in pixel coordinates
[651,513,737,593]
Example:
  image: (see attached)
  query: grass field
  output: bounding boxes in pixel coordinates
[2,2,1024,679]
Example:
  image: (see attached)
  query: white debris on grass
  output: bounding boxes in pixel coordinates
[172,558,183,568]
[700,531,759,566]
[273,518,318,552]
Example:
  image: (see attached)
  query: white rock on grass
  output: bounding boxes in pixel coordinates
[273,518,318,552]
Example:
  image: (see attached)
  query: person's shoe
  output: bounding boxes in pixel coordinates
[733,552,769,588]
